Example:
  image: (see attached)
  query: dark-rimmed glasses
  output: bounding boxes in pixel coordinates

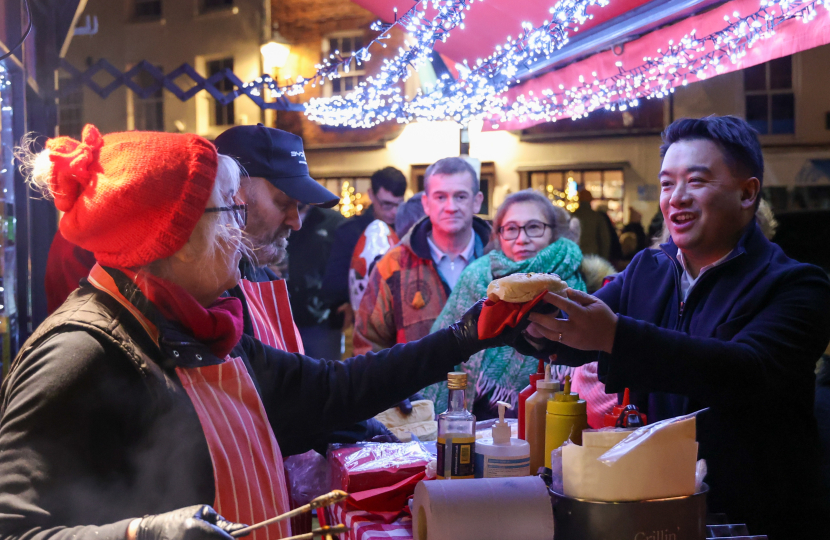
[498,220,552,241]
[205,203,248,227]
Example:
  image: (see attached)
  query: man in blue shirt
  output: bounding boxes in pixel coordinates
[526,116,830,538]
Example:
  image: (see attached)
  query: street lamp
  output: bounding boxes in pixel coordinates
[261,31,291,71]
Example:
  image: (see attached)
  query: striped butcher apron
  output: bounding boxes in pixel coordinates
[87,265,292,539]
[238,278,304,354]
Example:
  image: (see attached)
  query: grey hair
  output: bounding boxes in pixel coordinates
[424,157,480,194]
[158,154,252,271]
[394,192,425,238]
[486,189,577,252]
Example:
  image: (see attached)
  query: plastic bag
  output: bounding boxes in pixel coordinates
[328,441,433,492]
[283,449,330,505]
[599,409,705,465]
[549,440,570,494]
[695,459,707,493]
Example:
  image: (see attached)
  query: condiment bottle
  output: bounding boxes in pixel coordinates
[474,401,530,478]
[437,372,476,479]
[525,363,560,474]
[518,359,546,440]
[544,375,588,468]
[603,388,648,428]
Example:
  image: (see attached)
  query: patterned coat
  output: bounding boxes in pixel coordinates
[354,216,491,354]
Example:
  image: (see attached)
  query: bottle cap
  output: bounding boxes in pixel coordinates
[547,375,586,415]
[536,362,559,390]
[447,371,467,390]
[492,401,512,444]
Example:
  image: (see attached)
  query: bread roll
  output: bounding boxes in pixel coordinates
[487,272,567,303]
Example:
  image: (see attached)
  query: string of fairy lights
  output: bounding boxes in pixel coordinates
[242,0,473,100]
[496,0,830,127]
[305,0,613,127]
[247,0,830,128]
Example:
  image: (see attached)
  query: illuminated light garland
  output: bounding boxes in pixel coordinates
[244,0,474,100]
[302,0,829,128]
[305,0,611,128]
[497,0,830,126]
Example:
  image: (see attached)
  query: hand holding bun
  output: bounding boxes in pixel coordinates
[487,272,567,303]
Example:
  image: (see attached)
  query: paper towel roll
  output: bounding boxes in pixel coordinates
[412,477,554,540]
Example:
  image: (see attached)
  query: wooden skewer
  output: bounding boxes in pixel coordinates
[277,525,349,540]
[230,490,349,537]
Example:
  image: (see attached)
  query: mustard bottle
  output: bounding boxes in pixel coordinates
[544,375,588,468]
[524,363,559,474]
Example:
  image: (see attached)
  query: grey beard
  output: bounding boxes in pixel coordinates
[250,235,288,268]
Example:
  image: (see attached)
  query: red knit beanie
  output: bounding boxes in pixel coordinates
[45,124,218,268]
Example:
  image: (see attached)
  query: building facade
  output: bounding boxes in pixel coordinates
[60,0,830,228]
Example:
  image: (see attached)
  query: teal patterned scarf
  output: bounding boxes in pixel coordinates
[422,238,586,413]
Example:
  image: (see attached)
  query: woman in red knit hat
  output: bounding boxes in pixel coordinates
[0,125,531,540]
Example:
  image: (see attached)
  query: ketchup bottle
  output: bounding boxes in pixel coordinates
[518,359,546,440]
[603,388,648,428]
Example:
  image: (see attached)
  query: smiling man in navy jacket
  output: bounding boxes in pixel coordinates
[526,115,830,538]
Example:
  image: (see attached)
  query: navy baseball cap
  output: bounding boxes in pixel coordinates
[214,124,339,208]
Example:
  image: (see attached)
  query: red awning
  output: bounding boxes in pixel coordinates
[349,0,830,130]
[351,0,655,66]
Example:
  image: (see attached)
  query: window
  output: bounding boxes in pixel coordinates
[200,0,233,13]
[527,168,625,225]
[207,58,235,126]
[133,0,162,21]
[315,176,372,217]
[322,33,366,97]
[133,68,164,131]
[744,56,794,135]
[59,82,83,139]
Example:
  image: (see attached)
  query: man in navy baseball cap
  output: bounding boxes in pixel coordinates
[215,124,339,269]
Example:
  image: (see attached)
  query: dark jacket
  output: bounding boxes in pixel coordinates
[321,205,378,307]
[559,221,830,538]
[354,216,490,354]
[286,206,345,327]
[0,270,465,540]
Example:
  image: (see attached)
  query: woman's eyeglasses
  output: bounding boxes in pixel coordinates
[205,203,248,227]
[498,220,552,241]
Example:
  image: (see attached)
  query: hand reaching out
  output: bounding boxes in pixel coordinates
[527,289,618,354]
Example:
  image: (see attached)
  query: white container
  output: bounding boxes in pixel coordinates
[474,401,531,478]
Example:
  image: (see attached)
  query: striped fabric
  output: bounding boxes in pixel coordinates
[331,504,412,540]
[570,362,618,429]
[177,357,292,540]
[238,279,304,354]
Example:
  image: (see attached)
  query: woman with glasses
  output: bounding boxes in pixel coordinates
[423,189,590,419]
[0,126,526,540]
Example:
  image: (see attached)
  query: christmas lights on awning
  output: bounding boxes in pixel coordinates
[299,0,830,128]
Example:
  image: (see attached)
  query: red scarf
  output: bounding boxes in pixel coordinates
[117,267,243,358]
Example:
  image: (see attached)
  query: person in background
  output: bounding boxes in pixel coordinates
[394,191,425,238]
[526,115,830,538]
[422,190,586,418]
[284,203,345,359]
[214,125,339,354]
[621,206,648,253]
[572,189,612,260]
[321,167,407,329]
[348,193,426,312]
[354,157,490,354]
[595,202,623,267]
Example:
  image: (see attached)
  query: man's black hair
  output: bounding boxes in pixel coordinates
[371,167,407,197]
[660,115,764,186]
